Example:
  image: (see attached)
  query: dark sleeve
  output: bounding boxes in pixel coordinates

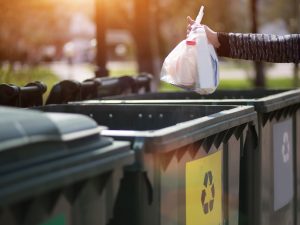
[216,32,300,63]
[216,32,230,57]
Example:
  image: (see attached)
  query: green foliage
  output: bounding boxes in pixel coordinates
[0,0,75,62]
[218,79,253,89]
[155,0,252,58]
[159,82,182,92]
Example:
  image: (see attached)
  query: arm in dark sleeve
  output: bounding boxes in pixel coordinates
[216,32,230,57]
[216,32,300,63]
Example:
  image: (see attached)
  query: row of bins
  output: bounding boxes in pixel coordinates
[1,88,300,225]
[0,102,257,225]
[0,73,152,107]
[100,88,300,225]
[36,103,258,225]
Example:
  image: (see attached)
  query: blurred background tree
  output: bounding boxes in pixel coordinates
[259,0,300,87]
[0,0,97,63]
[0,0,73,64]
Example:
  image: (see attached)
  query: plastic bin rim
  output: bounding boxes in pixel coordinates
[0,141,134,206]
[101,105,257,153]
[0,125,105,152]
[78,88,300,113]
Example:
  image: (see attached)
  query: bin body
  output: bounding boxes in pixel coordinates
[0,107,134,225]
[37,104,257,225]
[101,89,300,225]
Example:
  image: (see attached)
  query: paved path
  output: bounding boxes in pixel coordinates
[47,62,95,81]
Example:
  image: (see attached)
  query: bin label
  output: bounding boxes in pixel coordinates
[273,119,294,211]
[186,150,223,225]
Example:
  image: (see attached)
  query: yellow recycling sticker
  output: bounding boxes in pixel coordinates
[186,150,223,225]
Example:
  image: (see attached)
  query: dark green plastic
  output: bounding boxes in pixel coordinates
[36,103,257,225]
[0,106,134,225]
[99,88,300,225]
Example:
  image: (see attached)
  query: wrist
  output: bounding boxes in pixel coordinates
[211,31,221,48]
[204,26,221,49]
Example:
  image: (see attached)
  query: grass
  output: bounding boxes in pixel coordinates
[109,68,138,77]
[159,77,297,92]
[266,78,295,89]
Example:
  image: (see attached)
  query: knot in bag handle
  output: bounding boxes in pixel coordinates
[186,6,204,45]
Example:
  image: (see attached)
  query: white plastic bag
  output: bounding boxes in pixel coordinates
[160,6,219,95]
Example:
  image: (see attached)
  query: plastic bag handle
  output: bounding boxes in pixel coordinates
[195,6,204,24]
[186,6,204,44]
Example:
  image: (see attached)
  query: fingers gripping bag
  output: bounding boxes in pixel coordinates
[160,6,219,95]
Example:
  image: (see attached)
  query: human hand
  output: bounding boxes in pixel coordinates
[186,16,220,48]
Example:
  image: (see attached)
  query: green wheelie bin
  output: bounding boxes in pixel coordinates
[36,103,258,225]
[0,106,134,225]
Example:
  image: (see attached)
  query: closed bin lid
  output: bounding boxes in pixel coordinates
[0,107,134,206]
[0,106,111,173]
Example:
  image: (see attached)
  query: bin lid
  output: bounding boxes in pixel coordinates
[0,106,61,151]
[0,107,134,206]
[0,106,110,173]
[46,112,106,141]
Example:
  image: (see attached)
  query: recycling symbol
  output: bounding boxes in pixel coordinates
[201,171,215,214]
[281,132,290,163]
